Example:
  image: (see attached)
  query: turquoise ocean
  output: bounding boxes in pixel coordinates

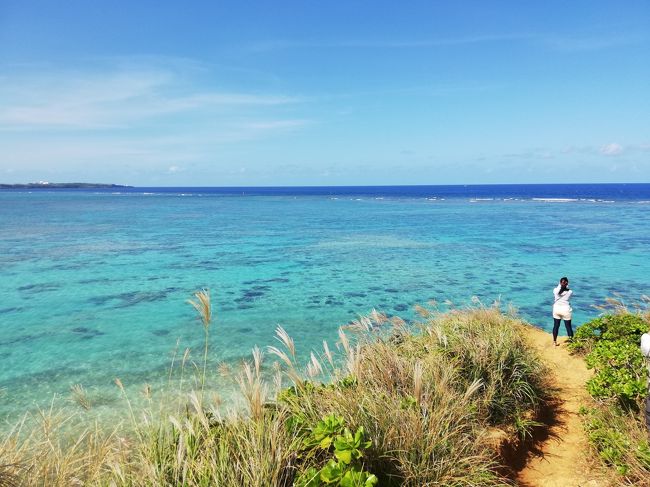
[1,184,649,421]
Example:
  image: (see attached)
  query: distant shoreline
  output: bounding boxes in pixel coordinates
[0,182,133,189]
[2,183,648,190]
[2,182,648,200]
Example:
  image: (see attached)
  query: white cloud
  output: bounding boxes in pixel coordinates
[600,143,624,156]
[0,59,314,182]
[0,63,301,130]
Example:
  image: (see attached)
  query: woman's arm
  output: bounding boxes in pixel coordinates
[553,285,561,300]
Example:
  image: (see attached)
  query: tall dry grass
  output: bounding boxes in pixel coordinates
[0,400,131,486]
[187,288,212,398]
[0,301,552,486]
[274,305,551,485]
[427,307,550,434]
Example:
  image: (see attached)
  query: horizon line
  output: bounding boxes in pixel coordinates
[3,182,650,189]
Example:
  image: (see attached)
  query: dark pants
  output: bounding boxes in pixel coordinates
[646,395,650,434]
[553,318,573,342]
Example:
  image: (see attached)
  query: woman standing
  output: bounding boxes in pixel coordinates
[552,277,574,346]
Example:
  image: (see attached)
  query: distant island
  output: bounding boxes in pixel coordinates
[0,182,132,189]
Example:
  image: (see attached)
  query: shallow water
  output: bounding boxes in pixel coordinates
[1,185,649,421]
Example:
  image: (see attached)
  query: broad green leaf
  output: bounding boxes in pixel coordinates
[334,448,353,464]
[365,474,379,486]
[320,460,343,483]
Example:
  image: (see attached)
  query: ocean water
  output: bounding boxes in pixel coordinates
[1,184,649,421]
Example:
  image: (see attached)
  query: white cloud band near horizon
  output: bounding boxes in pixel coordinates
[0,60,315,183]
[0,57,647,185]
[0,64,304,130]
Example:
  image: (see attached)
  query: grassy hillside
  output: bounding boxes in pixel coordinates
[0,301,552,486]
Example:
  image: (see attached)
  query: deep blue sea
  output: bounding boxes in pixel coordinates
[1,184,649,421]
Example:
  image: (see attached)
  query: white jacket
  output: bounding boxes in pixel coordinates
[642,333,650,390]
[553,285,572,308]
[642,333,650,358]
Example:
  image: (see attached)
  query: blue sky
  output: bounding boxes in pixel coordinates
[1,1,649,185]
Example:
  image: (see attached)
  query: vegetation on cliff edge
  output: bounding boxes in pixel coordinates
[0,301,552,486]
[569,297,650,485]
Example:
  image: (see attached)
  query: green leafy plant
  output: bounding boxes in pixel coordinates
[333,427,371,464]
[339,467,378,487]
[295,461,378,487]
[569,314,647,355]
[573,311,650,484]
[584,340,646,405]
[304,414,346,449]
[295,415,377,487]
[569,314,648,407]
[319,459,344,483]
[581,406,650,481]
[294,467,322,487]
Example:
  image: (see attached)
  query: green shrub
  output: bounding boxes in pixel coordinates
[569,314,648,408]
[581,405,650,484]
[574,311,650,485]
[295,414,377,487]
[569,314,648,355]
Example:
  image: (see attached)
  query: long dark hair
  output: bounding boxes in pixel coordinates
[559,276,569,295]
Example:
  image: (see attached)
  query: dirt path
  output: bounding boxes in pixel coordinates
[516,325,608,487]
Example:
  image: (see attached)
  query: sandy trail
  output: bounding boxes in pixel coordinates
[516,325,609,487]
